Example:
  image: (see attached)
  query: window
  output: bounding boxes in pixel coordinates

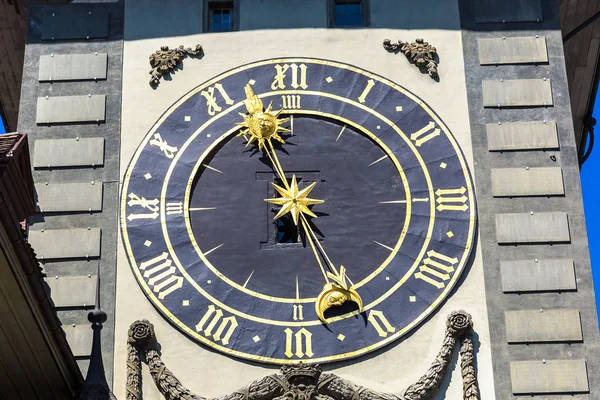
[329,0,369,27]
[204,1,239,32]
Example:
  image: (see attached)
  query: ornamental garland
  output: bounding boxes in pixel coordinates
[124,311,479,400]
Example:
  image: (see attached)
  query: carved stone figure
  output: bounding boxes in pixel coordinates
[125,311,479,400]
[148,44,204,86]
[383,38,439,79]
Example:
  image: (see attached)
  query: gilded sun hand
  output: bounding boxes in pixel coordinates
[237,84,290,151]
[264,175,324,226]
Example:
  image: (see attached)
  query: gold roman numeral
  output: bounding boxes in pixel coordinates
[195,304,238,346]
[410,121,441,147]
[166,202,183,215]
[127,192,159,221]
[414,249,458,289]
[293,304,304,321]
[281,95,301,109]
[271,63,308,90]
[284,327,313,358]
[139,252,183,299]
[200,83,234,116]
[149,133,178,158]
[358,79,375,103]
[367,310,396,337]
[435,187,469,212]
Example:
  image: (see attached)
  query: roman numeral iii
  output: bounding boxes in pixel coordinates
[435,187,469,212]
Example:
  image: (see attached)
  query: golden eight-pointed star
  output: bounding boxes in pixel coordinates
[264,175,324,225]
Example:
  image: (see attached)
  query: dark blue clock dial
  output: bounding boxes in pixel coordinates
[120,58,477,364]
[189,115,408,300]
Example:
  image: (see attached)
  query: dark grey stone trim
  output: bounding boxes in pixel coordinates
[459,0,600,398]
[18,1,123,386]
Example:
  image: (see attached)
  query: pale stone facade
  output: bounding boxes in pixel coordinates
[114,1,494,399]
[13,0,600,399]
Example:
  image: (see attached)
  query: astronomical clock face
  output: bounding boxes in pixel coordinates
[120,58,476,364]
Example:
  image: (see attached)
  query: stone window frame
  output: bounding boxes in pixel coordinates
[203,0,240,32]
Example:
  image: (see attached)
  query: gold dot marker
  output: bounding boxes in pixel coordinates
[182,300,190,306]
[440,162,447,169]
[326,76,333,83]
[446,231,454,238]
[144,240,152,247]
[409,296,417,302]
[144,173,152,180]
[337,334,345,341]
[253,335,261,342]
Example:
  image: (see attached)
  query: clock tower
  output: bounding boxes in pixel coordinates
[13,0,600,399]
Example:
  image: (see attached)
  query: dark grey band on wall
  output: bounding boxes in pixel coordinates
[18,1,124,386]
[459,0,600,397]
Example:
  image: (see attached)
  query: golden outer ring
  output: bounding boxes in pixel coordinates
[120,57,476,364]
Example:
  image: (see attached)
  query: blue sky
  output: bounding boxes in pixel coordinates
[581,105,600,314]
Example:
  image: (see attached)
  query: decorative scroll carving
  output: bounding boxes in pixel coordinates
[383,38,439,79]
[149,44,203,87]
[125,311,479,400]
[403,311,477,400]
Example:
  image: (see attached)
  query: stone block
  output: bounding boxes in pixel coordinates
[495,212,570,244]
[35,182,103,212]
[510,360,589,394]
[62,324,92,356]
[501,258,576,292]
[28,228,101,260]
[505,309,582,343]
[39,53,108,82]
[478,36,548,65]
[45,275,97,308]
[33,138,104,168]
[475,0,542,23]
[491,167,564,197]
[482,79,552,107]
[486,120,559,151]
[36,95,105,124]
[42,10,109,40]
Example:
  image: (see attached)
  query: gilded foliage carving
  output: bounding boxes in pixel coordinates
[125,311,479,400]
[149,44,204,87]
[383,38,439,79]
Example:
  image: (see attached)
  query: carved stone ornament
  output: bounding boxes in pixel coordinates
[149,44,204,87]
[124,311,479,400]
[383,38,439,79]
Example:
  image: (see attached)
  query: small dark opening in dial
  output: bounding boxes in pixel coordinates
[323,300,361,320]
[276,213,299,243]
